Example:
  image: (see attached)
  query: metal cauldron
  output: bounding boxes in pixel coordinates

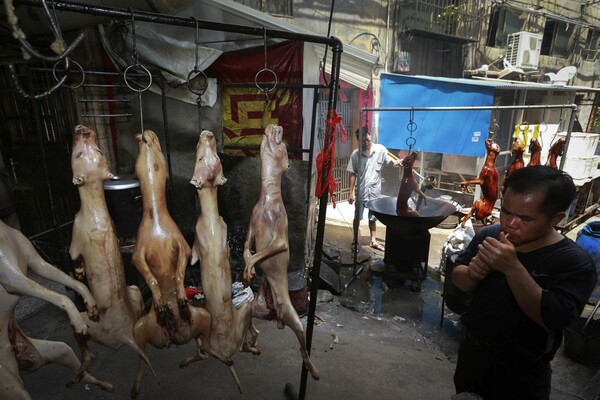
[103,176,142,245]
[367,197,458,234]
[564,299,600,366]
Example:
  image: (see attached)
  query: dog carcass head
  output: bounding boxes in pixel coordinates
[134,130,167,183]
[261,124,289,172]
[485,138,501,155]
[511,137,526,154]
[190,130,227,189]
[71,125,113,186]
[401,151,417,169]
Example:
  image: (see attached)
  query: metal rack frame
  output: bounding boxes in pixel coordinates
[10,1,344,399]
[347,103,578,286]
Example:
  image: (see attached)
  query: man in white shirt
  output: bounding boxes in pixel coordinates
[347,127,400,251]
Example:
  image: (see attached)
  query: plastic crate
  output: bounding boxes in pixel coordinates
[558,132,600,158]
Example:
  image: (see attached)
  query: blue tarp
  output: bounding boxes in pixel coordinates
[377,74,495,157]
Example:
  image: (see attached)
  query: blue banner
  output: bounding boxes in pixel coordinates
[377,74,495,157]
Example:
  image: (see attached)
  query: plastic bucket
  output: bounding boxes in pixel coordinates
[576,221,600,279]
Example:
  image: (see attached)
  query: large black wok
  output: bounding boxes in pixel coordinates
[367,197,458,234]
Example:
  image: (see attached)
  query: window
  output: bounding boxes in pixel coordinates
[541,19,571,57]
[233,0,292,16]
[486,7,521,47]
[584,29,600,61]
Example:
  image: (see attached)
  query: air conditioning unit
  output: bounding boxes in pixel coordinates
[506,32,543,70]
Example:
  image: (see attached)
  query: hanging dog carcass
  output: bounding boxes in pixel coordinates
[186,130,260,393]
[0,219,111,399]
[396,151,427,216]
[243,124,319,380]
[69,125,156,389]
[459,138,500,226]
[546,137,566,169]
[501,137,526,191]
[131,130,228,398]
[527,137,542,167]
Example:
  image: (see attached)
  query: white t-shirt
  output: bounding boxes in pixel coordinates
[346,143,393,202]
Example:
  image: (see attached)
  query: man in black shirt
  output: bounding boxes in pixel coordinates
[452,165,597,400]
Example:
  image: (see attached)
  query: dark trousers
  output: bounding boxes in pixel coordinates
[454,333,552,400]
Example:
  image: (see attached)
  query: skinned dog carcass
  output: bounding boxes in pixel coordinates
[185,130,260,393]
[460,138,500,226]
[69,125,156,391]
[243,124,319,380]
[131,130,227,398]
[396,151,427,216]
[501,137,526,191]
[0,219,111,399]
[546,137,566,169]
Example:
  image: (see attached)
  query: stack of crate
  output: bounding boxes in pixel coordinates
[558,132,600,181]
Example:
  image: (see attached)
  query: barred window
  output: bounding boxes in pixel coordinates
[584,29,600,61]
[541,20,571,58]
[486,7,521,48]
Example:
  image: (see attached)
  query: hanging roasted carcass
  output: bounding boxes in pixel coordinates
[0,219,111,398]
[546,137,566,169]
[396,151,428,216]
[243,124,319,380]
[131,129,228,398]
[185,130,260,393]
[527,137,542,167]
[69,125,156,388]
[460,138,500,226]
[501,137,526,191]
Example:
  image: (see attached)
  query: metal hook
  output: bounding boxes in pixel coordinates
[488,117,499,139]
[194,17,199,70]
[7,63,67,100]
[406,108,417,150]
[255,26,278,93]
[263,26,267,70]
[186,16,208,98]
[5,0,84,63]
[407,109,417,134]
[52,58,85,89]
[129,8,139,65]
[124,8,150,136]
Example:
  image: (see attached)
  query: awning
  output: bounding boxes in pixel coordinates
[378,73,495,157]
[377,73,599,157]
[195,0,377,90]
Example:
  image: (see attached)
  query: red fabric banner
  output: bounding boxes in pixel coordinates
[207,41,303,157]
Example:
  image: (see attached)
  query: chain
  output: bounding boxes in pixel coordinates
[406,109,417,149]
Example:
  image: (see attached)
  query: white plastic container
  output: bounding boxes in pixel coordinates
[558,132,600,158]
[562,157,594,180]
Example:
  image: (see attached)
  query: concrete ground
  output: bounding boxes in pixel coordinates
[13,198,600,399]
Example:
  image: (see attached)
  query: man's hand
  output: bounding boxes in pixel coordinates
[475,232,519,274]
[392,159,402,167]
[467,253,492,282]
[348,192,355,205]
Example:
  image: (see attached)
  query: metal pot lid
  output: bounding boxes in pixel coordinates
[103,176,140,190]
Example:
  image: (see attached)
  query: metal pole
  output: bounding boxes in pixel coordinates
[14,0,339,46]
[158,76,175,213]
[346,111,363,289]
[285,37,343,400]
[559,106,578,171]
[27,69,69,270]
[360,104,577,112]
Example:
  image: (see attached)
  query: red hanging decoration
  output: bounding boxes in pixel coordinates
[315,109,347,207]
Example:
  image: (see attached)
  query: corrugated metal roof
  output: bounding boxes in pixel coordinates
[383,73,600,92]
